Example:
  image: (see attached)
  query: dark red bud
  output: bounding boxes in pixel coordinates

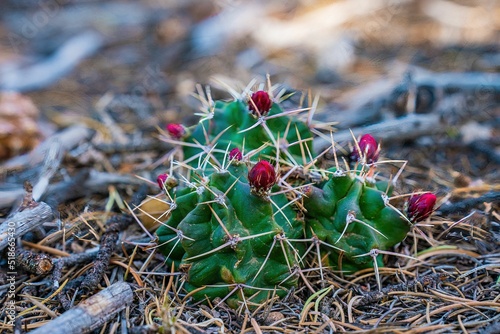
[229,148,243,161]
[248,91,272,116]
[166,123,185,139]
[350,134,379,164]
[406,192,437,222]
[248,160,276,195]
[157,173,169,189]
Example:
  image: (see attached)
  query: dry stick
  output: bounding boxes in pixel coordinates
[314,70,499,151]
[0,185,54,252]
[78,185,148,294]
[2,125,94,171]
[0,125,94,209]
[30,282,133,334]
[314,113,442,151]
[0,170,144,210]
[0,32,104,92]
[351,273,448,308]
[436,191,500,216]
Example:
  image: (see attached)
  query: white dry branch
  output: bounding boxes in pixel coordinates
[30,282,133,334]
[0,201,53,251]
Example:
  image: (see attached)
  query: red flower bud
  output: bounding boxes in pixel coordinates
[157,173,169,189]
[166,123,185,139]
[229,147,243,161]
[248,160,276,195]
[405,192,437,222]
[350,134,380,164]
[248,91,272,116]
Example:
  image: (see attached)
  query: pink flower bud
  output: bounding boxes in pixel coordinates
[350,134,380,164]
[405,192,437,222]
[229,148,243,161]
[248,160,276,194]
[166,123,185,139]
[248,91,272,116]
[157,173,169,189]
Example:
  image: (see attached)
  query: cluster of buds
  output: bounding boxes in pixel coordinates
[248,91,272,117]
[248,160,276,196]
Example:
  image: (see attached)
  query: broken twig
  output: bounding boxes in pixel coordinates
[30,282,133,334]
[0,184,53,251]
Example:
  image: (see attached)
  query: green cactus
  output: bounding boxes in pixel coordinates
[156,161,304,308]
[152,84,424,308]
[302,166,411,273]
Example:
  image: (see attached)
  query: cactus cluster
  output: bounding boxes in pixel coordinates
[152,83,437,309]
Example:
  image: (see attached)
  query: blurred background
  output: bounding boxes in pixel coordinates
[0,0,498,178]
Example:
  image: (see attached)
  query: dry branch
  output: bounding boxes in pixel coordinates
[0,202,53,251]
[436,191,500,216]
[314,113,442,151]
[0,170,144,210]
[2,125,94,171]
[30,282,133,334]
